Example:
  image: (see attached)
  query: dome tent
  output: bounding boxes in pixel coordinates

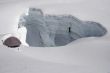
[3,36,21,48]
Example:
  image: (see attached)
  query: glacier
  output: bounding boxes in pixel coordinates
[18,8,107,47]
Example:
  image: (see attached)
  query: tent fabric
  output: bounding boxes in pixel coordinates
[3,36,21,48]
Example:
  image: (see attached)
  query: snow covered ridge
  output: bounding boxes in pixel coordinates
[18,8,107,47]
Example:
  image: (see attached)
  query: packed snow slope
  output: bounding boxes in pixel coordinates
[18,8,107,47]
[0,46,84,73]
[0,37,110,73]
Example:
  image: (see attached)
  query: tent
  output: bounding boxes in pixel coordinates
[3,36,21,48]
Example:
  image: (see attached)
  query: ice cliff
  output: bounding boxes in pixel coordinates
[18,8,107,47]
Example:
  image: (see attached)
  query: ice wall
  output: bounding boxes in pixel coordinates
[18,8,107,47]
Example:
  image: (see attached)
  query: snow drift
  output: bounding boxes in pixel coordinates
[18,8,107,47]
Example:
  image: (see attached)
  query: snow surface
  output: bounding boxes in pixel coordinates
[0,37,110,73]
[0,0,110,73]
